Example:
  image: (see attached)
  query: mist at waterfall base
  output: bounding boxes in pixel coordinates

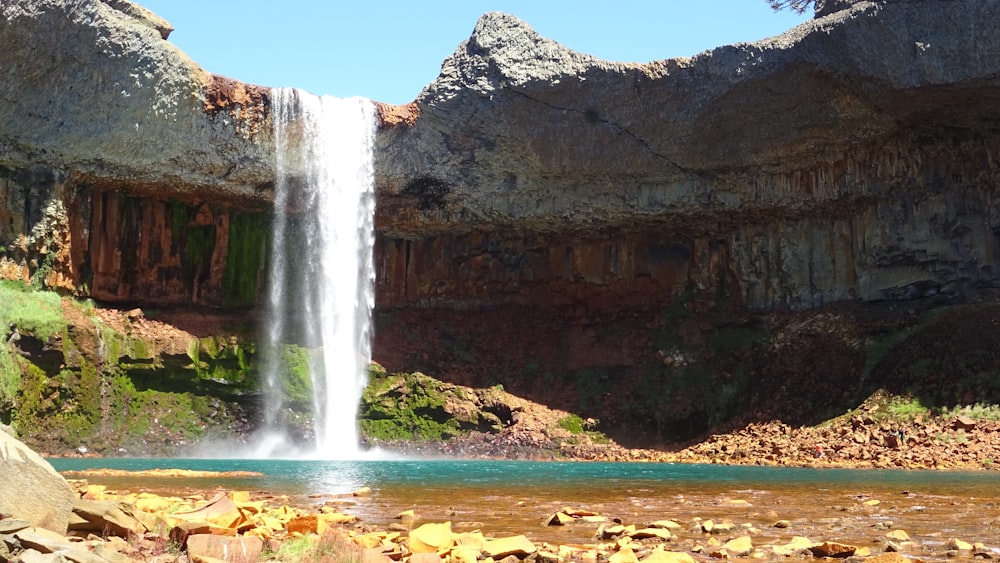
[229,88,377,460]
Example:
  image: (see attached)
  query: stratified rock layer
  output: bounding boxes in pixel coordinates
[375,2,1000,310]
[3,0,1000,443]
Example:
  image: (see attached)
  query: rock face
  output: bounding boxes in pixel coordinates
[0,0,273,198]
[0,0,275,306]
[3,0,1000,443]
[0,427,74,533]
[375,2,1000,309]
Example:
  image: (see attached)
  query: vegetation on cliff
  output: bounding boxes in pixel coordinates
[0,281,264,455]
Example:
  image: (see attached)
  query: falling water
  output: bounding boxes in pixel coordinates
[259,87,376,459]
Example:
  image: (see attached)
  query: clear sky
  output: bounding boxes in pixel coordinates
[138,1,811,105]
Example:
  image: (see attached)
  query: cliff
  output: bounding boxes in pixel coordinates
[2,0,1000,445]
[375,3,1000,310]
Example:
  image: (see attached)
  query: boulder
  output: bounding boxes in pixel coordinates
[185,534,263,563]
[0,430,74,533]
[0,0,274,199]
[721,536,753,557]
[407,521,454,554]
[809,541,857,558]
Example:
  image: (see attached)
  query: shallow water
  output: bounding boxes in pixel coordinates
[50,458,1000,559]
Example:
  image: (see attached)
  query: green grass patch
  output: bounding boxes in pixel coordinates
[0,280,66,340]
[884,396,930,421]
[943,403,1000,421]
[558,414,586,434]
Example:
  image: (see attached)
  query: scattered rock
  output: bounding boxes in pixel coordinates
[953,416,977,431]
[809,541,857,558]
[721,536,753,557]
[885,529,911,542]
[945,538,972,551]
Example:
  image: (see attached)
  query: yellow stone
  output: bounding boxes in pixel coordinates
[353,533,385,549]
[547,511,575,525]
[772,536,817,556]
[609,546,640,563]
[237,501,265,515]
[408,522,454,554]
[864,499,881,506]
[483,535,536,559]
[82,484,106,500]
[449,545,481,563]
[885,529,911,542]
[397,509,417,520]
[230,491,251,504]
[134,496,175,513]
[722,536,753,557]
[452,531,486,550]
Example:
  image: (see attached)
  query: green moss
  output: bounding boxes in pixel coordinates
[359,371,463,441]
[558,414,585,434]
[222,212,268,308]
[279,345,315,409]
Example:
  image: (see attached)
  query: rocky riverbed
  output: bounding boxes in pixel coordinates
[4,461,999,563]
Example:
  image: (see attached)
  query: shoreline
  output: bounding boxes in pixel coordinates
[45,459,1000,562]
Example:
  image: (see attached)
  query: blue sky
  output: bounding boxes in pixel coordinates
[139,1,810,105]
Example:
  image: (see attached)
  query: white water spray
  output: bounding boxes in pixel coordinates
[258,87,376,459]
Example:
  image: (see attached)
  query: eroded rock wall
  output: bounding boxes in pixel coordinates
[374,2,1000,313]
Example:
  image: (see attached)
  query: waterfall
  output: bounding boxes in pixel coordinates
[259,87,376,459]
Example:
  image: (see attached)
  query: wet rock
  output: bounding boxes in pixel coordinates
[885,529,911,542]
[809,541,857,558]
[721,536,753,557]
[648,520,682,530]
[629,527,673,541]
[546,511,576,526]
[772,536,816,557]
[946,538,972,552]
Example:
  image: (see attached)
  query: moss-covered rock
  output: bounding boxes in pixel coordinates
[359,370,507,442]
[0,284,263,455]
